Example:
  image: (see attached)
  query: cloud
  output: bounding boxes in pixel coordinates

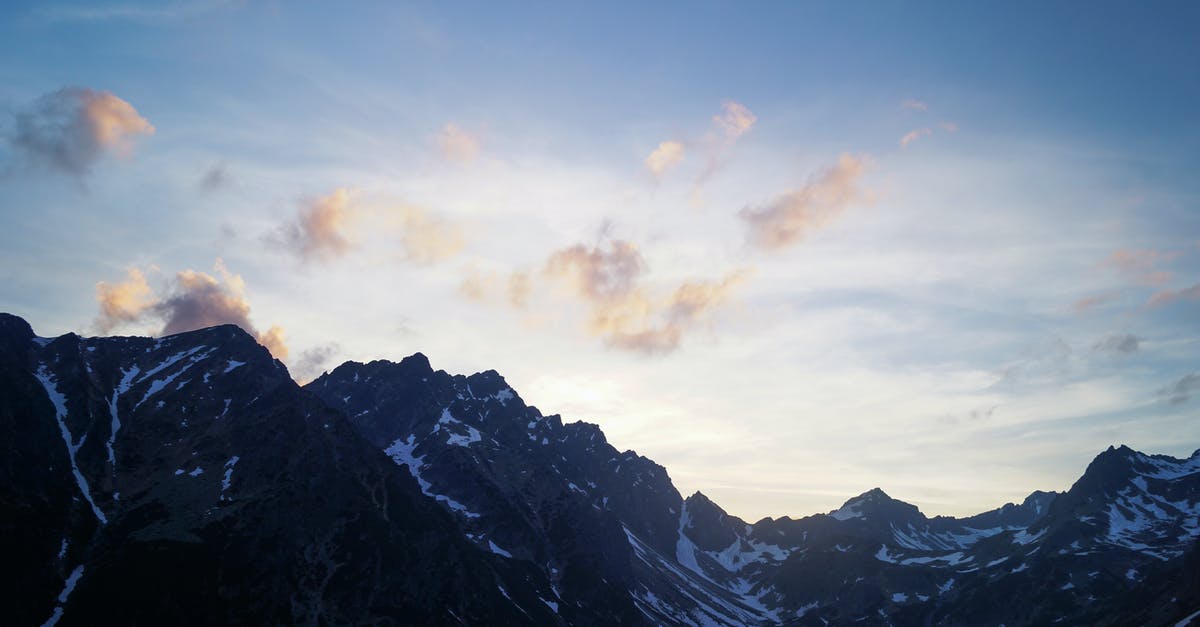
[739,153,870,251]
[606,270,749,354]
[36,0,236,23]
[437,123,481,164]
[900,127,932,148]
[901,99,928,112]
[645,141,685,178]
[394,205,467,264]
[292,343,341,383]
[540,238,748,354]
[459,267,533,309]
[1072,293,1115,313]
[939,121,959,133]
[1147,283,1200,308]
[255,325,289,361]
[93,259,288,359]
[271,188,354,263]
[1160,372,1200,406]
[1108,248,1178,286]
[95,268,156,332]
[1091,333,1139,355]
[10,87,154,177]
[199,162,231,191]
[545,240,646,302]
[712,101,757,138]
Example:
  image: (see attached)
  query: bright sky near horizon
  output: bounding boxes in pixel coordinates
[1,1,1198,521]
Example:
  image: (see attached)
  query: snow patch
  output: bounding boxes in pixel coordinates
[489,540,513,558]
[36,367,106,525]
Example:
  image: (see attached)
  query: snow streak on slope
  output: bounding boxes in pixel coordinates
[106,365,140,470]
[36,366,107,524]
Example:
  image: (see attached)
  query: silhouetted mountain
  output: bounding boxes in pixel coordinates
[4,314,1199,626]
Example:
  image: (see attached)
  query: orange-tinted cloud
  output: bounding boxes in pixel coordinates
[255,325,289,361]
[274,188,354,263]
[606,270,749,354]
[1108,249,1178,285]
[94,259,288,359]
[545,240,646,301]
[740,153,870,251]
[939,121,959,133]
[12,87,154,176]
[712,101,757,138]
[1072,293,1115,314]
[437,123,481,163]
[95,268,156,332]
[900,127,932,148]
[901,99,928,112]
[1147,283,1200,308]
[540,238,748,354]
[646,140,685,178]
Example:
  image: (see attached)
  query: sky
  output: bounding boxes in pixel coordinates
[1,0,1198,521]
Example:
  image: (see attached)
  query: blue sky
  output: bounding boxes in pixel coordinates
[1,1,1198,520]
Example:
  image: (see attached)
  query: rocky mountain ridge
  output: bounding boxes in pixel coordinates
[3,314,1198,626]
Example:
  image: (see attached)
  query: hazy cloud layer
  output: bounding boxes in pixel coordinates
[94,259,288,359]
[273,188,354,263]
[11,86,154,177]
[1092,333,1139,355]
[740,153,869,251]
[437,123,481,163]
[394,205,467,264]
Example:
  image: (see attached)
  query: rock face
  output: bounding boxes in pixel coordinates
[4,313,1200,626]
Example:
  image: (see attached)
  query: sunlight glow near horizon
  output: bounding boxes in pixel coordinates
[1,1,1198,521]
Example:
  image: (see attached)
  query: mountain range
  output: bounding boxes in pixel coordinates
[2,313,1198,626]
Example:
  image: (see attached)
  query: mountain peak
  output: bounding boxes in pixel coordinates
[0,312,34,353]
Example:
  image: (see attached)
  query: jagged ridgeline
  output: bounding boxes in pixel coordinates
[2,312,1198,626]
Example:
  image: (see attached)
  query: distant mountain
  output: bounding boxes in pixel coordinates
[3,313,1199,626]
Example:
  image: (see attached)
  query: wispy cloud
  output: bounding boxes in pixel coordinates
[739,153,870,251]
[901,99,928,112]
[712,101,757,138]
[1147,283,1200,308]
[1091,333,1139,355]
[199,162,231,192]
[36,0,238,23]
[1072,293,1116,313]
[1108,248,1179,286]
[900,127,932,148]
[1159,372,1200,406]
[9,87,154,178]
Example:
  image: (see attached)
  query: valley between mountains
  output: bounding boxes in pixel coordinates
[2,312,1198,626]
